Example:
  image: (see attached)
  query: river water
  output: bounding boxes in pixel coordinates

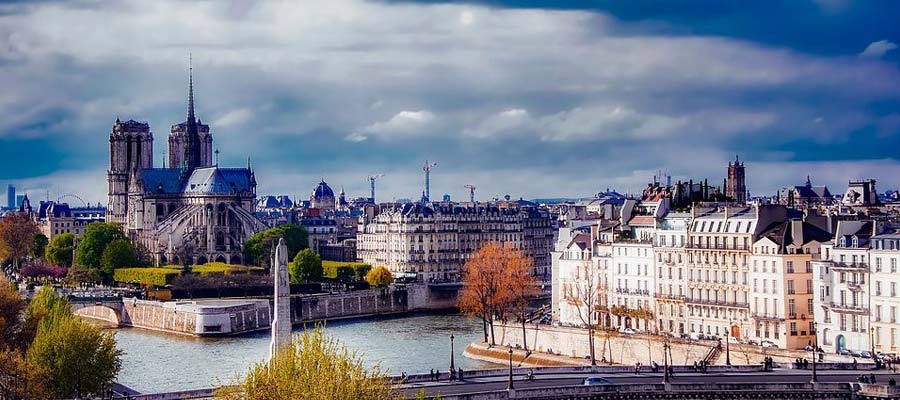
[113,312,499,393]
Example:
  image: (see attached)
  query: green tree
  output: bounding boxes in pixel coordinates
[27,315,121,399]
[289,248,322,283]
[0,212,39,270]
[44,233,75,267]
[215,327,395,400]
[365,266,394,288]
[75,222,125,270]
[30,233,48,260]
[100,238,139,276]
[243,224,309,266]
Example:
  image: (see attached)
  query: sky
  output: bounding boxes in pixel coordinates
[0,0,899,204]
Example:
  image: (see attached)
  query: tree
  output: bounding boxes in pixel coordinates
[75,222,126,270]
[458,242,519,346]
[44,233,75,267]
[100,238,139,275]
[215,327,395,400]
[0,277,25,349]
[0,348,51,400]
[289,248,322,283]
[0,212,39,270]
[503,251,538,352]
[244,224,309,266]
[562,259,603,365]
[365,266,394,288]
[27,315,121,399]
[30,233,48,260]
[0,279,52,400]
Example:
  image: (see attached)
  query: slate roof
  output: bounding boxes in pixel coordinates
[140,167,253,195]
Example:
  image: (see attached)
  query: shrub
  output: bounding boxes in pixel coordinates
[113,268,180,286]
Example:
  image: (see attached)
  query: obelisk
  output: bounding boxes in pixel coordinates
[269,238,291,362]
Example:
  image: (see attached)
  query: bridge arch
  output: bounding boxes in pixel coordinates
[72,304,121,326]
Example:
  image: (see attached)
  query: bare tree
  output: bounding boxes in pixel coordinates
[562,259,602,365]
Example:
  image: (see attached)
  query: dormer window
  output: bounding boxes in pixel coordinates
[839,237,847,248]
[852,237,859,248]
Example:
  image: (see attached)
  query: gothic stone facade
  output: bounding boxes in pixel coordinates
[107,74,265,266]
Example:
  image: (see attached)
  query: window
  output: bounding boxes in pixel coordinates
[788,280,795,295]
[877,258,883,272]
[786,261,794,273]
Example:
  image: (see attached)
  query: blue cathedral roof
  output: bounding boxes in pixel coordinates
[140,167,253,195]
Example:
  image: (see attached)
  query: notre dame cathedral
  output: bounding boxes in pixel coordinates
[107,68,266,266]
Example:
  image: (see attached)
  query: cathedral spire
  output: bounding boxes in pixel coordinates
[182,54,202,173]
[187,54,195,124]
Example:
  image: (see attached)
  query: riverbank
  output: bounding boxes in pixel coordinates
[465,322,867,367]
[74,283,461,337]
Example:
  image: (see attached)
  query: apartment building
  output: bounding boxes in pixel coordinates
[869,233,900,355]
[356,201,554,282]
[748,220,830,348]
[814,220,876,354]
[654,212,690,335]
[609,240,655,331]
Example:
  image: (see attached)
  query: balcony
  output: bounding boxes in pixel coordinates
[752,313,784,322]
[614,288,651,297]
[828,302,869,315]
[832,262,869,271]
[847,282,864,291]
[654,293,686,302]
[685,298,749,308]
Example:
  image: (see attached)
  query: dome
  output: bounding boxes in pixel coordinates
[312,180,335,199]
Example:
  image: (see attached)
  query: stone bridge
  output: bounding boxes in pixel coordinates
[71,297,125,326]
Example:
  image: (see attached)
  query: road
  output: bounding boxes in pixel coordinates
[398,369,900,398]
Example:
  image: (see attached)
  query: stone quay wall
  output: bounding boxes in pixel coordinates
[430,382,855,400]
[485,323,861,367]
[290,288,407,324]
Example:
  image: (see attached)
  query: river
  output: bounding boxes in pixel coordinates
[113,312,499,393]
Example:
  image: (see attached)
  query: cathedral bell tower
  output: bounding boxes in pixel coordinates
[107,118,154,224]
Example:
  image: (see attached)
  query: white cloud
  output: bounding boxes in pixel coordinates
[860,40,898,59]
[358,110,436,139]
[213,108,253,128]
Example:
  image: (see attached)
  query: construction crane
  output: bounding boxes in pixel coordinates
[464,184,477,204]
[423,160,438,202]
[367,174,385,203]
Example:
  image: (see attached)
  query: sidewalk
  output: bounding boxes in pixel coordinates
[464,341,598,367]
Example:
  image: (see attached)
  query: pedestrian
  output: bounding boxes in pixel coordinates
[458,367,464,381]
[853,358,858,370]
[871,373,877,384]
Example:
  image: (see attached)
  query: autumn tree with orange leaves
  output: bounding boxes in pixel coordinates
[459,242,536,347]
[0,212,39,271]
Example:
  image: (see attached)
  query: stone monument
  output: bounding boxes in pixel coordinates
[269,238,292,361]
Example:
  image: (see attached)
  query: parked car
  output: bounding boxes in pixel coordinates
[838,349,852,356]
[760,340,778,348]
[620,328,636,335]
[850,350,863,358]
[860,351,873,359]
[747,340,759,346]
[727,336,740,345]
[689,332,702,341]
[583,377,612,386]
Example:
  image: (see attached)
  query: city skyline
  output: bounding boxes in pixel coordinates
[1,0,899,203]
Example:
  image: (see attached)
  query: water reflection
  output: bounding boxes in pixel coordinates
[114,312,497,393]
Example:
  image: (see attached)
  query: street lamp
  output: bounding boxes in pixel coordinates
[507,346,514,390]
[450,334,455,374]
[810,321,818,384]
[725,331,731,366]
[663,340,671,384]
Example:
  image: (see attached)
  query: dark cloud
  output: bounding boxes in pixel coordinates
[0,0,898,203]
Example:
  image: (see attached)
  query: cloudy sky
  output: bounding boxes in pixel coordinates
[1,0,899,204]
